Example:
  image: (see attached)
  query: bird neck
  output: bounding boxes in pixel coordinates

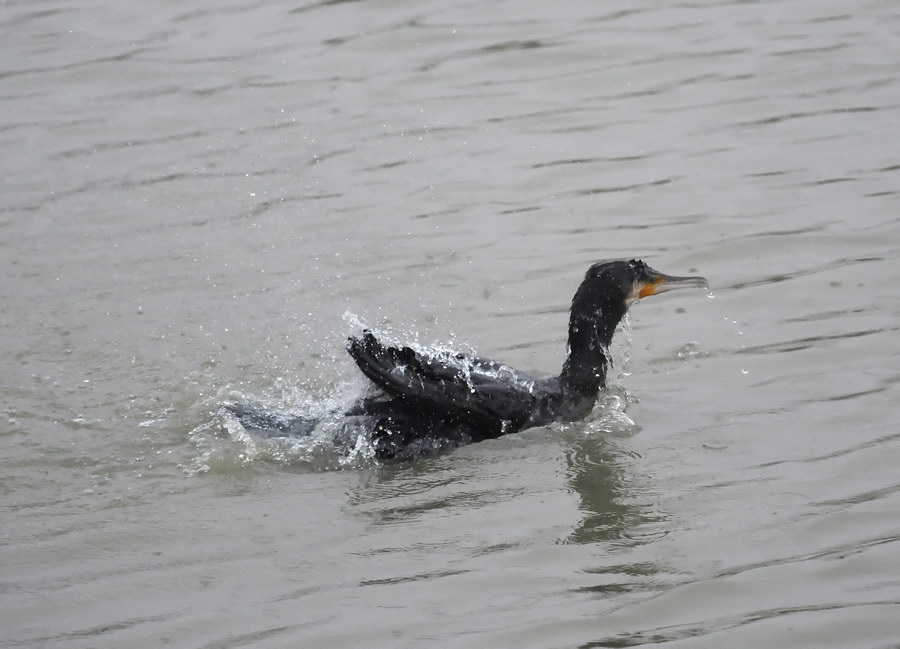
[559,284,627,399]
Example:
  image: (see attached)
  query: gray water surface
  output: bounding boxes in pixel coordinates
[3,1,900,647]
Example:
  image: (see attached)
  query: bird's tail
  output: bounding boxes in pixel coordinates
[222,402,319,437]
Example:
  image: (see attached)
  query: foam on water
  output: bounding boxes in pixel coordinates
[186,383,374,473]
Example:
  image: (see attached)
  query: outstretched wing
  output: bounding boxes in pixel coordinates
[346,330,540,430]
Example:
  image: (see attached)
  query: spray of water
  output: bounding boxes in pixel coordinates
[187,311,642,472]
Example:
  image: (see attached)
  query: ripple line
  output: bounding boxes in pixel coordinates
[581,600,900,648]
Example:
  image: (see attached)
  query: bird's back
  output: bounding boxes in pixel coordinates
[346,331,545,436]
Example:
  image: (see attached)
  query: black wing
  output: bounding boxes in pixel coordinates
[346,330,540,430]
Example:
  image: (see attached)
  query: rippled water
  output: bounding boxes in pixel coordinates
[3,1,900,647]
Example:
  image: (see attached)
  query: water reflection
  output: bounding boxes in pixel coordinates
[343,451,489,524]
[339,421,663,549]
[564,434,665,546]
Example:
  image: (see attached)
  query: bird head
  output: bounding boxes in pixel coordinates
[564,259,708,393]
[585,259,708,308]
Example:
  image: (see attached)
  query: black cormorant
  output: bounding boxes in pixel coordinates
[226,259,707,460]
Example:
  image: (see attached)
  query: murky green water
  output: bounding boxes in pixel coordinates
[3,1,900,647]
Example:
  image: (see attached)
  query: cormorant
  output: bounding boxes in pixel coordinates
[225,259,707,460]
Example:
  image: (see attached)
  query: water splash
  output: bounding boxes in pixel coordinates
[342,309,370,333]
[608,312,634,386]
[187,316,643,472]
[185,384,380,474]
[343,311,533,394]
[674,342,703,360]
[583,386,641,437]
